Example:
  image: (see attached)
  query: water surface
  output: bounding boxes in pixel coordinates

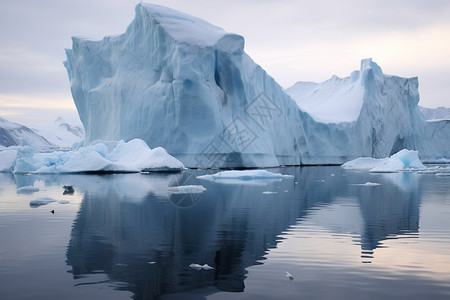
[0,166,449,299]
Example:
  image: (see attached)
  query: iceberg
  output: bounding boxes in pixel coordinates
[5,138,184,174]
[342,149,426,173]
[65,3,450,168]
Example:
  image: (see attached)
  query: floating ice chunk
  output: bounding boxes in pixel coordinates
[58,200,70,204]
[11,139,184,174]
[342,149,426,173]
[167,185,206,195]
[285,271,294,281]
[436,173,450,177]
[189,263,203,270]
[29,197,57,206]
[352,182,381,186]
[417,166,450,174]
[262,191,278,194]
[197,170,293,185]
[341,157,388,170]
[202,264,214,270]
[189,263,215,270]
[17,186,40,194]
[370,150,425,172]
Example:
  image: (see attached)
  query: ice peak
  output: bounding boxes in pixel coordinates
[360,58,383,77]
[138,3,230,47]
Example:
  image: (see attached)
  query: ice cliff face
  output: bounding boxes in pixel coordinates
[65,3,450,167]
[287,59,450,163]
[65,3,309,168]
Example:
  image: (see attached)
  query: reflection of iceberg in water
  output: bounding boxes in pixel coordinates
[65,168,337,298]
[64,167,426,298]
[351,171,421,261]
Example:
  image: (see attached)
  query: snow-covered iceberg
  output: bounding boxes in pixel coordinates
[3,138,184,174]
[65,3,450,168]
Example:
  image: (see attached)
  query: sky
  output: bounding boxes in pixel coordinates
[1,0,449,126]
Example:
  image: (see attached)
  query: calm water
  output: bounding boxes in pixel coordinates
[0,166,449,300]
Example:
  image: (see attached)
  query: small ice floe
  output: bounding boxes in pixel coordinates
[197,170,293,185]
[436,173,450,177]
[167,185,206,195]
[285,271,294,281]
[189,263,215,270]
[116,263,128,267]
[17,186,40,194]
[262,191,278,194]
[58,200,70,204]
[417,166,450,176]
[148,261,156,265]
[202,264,215,270]
[284,190,289,192]
[63,185,74,195]
[189,263,202,270]
[331,174,335,177]
[29,197,57,206]
[352,182,381,187]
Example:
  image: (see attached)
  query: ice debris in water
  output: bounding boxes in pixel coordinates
[189,263,215,270]
[29,197,57,206]
[285,271,294,281]
[197,170,293,185]
[17,186,40,194]
[167,185,206,195]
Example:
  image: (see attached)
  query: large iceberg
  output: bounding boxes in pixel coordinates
[65,3,450,168]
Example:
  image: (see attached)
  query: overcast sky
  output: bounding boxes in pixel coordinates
[1,0,449,125]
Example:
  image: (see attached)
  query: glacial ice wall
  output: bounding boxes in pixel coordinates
[64,3,450,167]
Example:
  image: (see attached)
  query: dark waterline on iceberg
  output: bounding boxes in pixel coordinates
[0,166,449,300]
